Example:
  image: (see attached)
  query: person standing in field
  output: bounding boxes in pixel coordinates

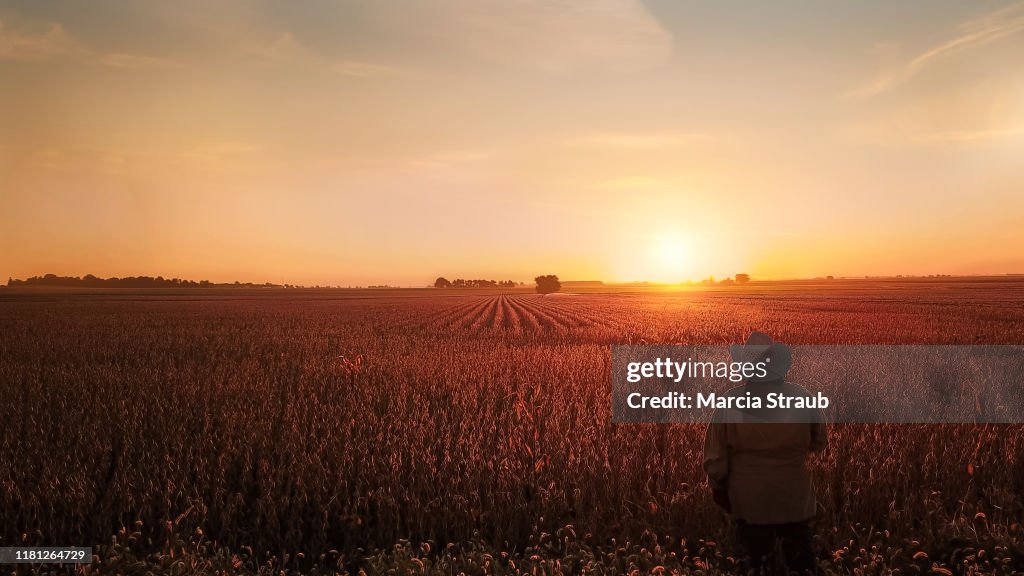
[702,332,829,575]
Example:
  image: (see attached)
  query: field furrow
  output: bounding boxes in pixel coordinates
[397,297,479,329]
[506,296,542,331]
[450,297,494,329]
[514,296,576,331]
[490,296,506,330]
[500,295,520,331]
[537,298,621,329]
[468,297,500,331]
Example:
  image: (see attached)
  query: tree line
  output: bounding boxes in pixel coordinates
[6,274,283,288]
[433,275,563,294]
[434,278,521,288]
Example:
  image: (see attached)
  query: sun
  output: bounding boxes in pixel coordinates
[650,232,692,283]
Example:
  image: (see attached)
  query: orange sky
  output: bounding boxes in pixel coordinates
[2,1,1024,285]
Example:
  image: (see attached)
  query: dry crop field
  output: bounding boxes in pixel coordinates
[2,278,1024,574]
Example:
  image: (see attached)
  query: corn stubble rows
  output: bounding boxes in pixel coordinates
[2,285,1024,574]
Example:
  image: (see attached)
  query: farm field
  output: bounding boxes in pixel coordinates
[2,278,1024,574]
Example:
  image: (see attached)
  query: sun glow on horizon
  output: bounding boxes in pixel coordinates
[605,230,704,284]
[650,231,693,283]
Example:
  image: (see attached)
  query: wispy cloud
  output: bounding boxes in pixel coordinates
[179,141,262,161]
[408,149,490,169]
[99,53,181,70]
[244,31,403,78]
[332,60,403,77]
[913,126,1024,144]
[564,131,707,149]
[243,31,304,62]
[244,0,669,77]
[451,0,671,73]
[0,19,78,60]
[0,16,180,69]
[849,1,1024,97]
[845,120,1024,146]
[597,175,685,190]
[906,4,1024,71]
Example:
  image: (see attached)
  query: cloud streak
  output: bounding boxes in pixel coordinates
[0,16,180,69]
[565,131,707,149]
[179,141,263,162]
[243,30,404,78]
[0,19,78,60]
[849,1,1024,97]
[332,60,403,77]
[448,0,672,73]
[913,126,1024,143]
[100,53,182,70]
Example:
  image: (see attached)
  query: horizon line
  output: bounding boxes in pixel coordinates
[5,271,1024,290]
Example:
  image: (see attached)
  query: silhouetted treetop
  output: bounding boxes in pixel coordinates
[534,274,561,294]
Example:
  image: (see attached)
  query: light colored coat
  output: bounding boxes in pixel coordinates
[702,382,829,525]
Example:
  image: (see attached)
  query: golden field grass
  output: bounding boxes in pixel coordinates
[1,279,1023,574]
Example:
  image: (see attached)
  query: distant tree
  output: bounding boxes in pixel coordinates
[534,274,561,294]
[735,273,750,284]
[434,277,452,288]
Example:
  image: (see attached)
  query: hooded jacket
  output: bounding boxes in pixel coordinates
[702,380,829,524]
